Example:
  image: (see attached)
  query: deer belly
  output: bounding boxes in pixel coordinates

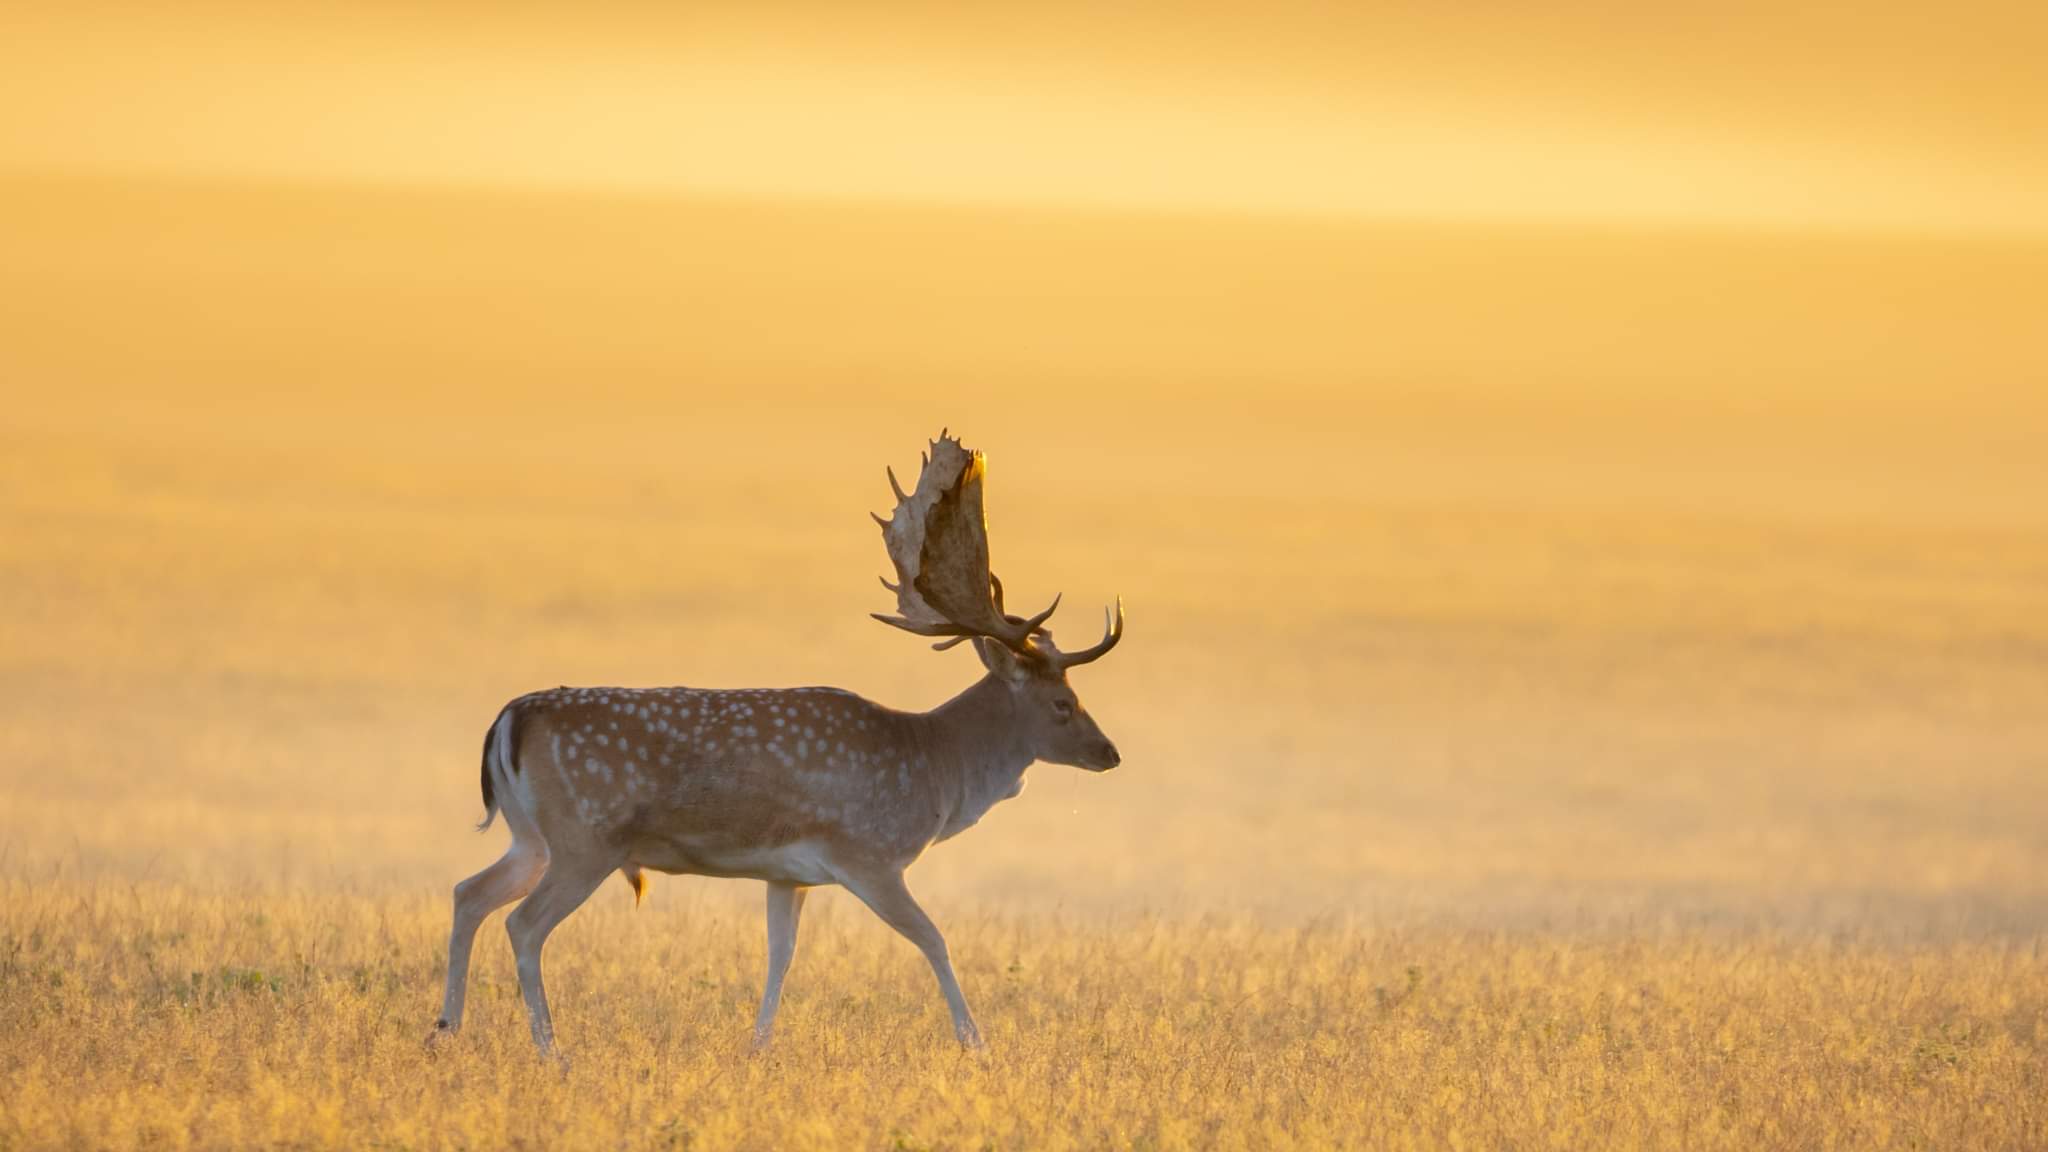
[629,836,838,886]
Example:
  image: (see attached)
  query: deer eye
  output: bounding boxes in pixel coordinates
[1051,699,1074,721]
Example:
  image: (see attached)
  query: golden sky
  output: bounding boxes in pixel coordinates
[3,1,2045,233]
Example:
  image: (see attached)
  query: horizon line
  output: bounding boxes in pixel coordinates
[7,162,2047,249]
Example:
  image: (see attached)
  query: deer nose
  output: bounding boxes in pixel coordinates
[1097,741,1121,770]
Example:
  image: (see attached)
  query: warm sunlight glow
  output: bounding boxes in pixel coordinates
[4,2,2046,233]
[3,4,2045,1148]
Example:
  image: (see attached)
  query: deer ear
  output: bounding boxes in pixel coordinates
[973,637,1033,683]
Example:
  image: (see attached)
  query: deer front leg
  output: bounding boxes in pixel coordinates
[752,881,808,1050]
[836,867,982,1048]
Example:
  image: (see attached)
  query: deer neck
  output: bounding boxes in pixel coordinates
[917,674,1035,841]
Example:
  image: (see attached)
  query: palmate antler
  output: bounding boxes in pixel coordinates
[871,431,1121,667]
[871,432,1057,652]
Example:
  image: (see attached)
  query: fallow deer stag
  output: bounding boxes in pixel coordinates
[433,432,1124,1053]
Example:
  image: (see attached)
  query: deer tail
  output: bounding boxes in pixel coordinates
[476,703,518,832]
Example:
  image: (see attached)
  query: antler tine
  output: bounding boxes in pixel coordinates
[1019,592,1061,634]
[887,466,909,503]
[870,613,971,639]
[1053,597,1124,668]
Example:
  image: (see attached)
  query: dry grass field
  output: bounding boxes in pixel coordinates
[5,882,2044,1151]
[3,175,2047,1148]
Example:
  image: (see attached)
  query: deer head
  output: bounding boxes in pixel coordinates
[873,432,1125,770]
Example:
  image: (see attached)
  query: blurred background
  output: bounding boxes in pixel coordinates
[3,1,2045,932]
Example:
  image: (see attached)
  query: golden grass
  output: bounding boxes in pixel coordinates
[2,879,2041,1152]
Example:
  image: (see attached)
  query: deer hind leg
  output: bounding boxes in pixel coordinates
[837,867,982,1049]
[751,881,809,1050]
[505,852,613,1055]
[435,841,546,1037]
